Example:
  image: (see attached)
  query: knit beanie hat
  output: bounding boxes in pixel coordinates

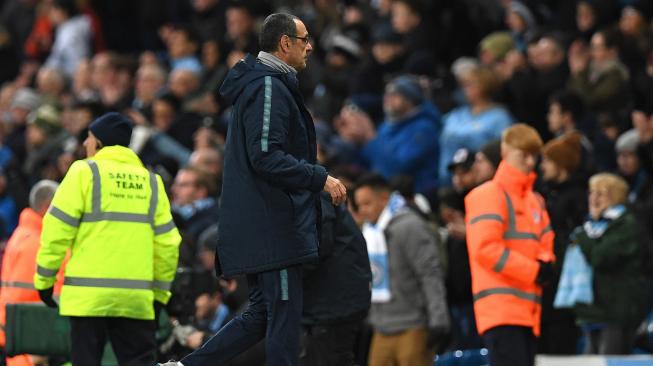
[542,132,582,173]
[27,104,62,136]
[480,32,514,61]
[509,1,537,29]
[385,75,424,106]
[89,112,133,147]
[615,129,640,153]
[11,88,41,111]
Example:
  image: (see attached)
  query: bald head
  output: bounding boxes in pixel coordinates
[169,69,200,99]
[36,67,65,97]
[189,147,223,178]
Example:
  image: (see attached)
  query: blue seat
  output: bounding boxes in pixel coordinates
[434,348,490,366]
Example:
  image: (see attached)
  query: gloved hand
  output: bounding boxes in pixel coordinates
[426,326,450,351]
[38,287,58,308]
[535,261,555,286]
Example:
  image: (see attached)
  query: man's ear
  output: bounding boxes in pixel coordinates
[279,35,290,53]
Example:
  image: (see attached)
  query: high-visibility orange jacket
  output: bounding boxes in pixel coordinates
[0,208,65,366]
[465,161,555,336]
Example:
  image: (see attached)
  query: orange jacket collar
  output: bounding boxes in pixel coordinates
[493,161,537,196]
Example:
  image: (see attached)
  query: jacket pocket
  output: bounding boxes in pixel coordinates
[289,190,317,234]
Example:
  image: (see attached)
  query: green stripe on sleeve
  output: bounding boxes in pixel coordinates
[280,269,288,301]
[261,76,272,152]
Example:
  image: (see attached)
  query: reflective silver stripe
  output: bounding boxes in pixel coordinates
[493,248,510,273]
[154,220,176,235]
[473,287,541,304]
[153,280,171,291]
[148,172,158,226]
[37,265,58,277]
[504,231,539,240]
[541,225,553,236]
[261,76,272,152]
[502,191,540,241]
[82,212,151,223]
[82,161,157,229]
[1,281,34,290]
[87,160,102,213]
[469,214,503,225]
[64,277,153,290]
[49,206,80,227]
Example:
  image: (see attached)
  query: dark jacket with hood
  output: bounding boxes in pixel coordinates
[302,192,372,325]
[217,54,328,276]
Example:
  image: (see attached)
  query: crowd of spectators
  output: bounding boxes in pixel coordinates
[2,0,653,363]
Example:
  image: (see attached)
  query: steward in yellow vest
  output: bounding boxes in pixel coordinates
[34,112,181,366]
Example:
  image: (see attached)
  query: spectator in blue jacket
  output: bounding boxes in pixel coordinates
[360,75,441,193]
[439,65,513,186]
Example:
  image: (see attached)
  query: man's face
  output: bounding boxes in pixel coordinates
[617,151,640,177]
[503,143,538,174]
[590,33,615,65]
[172,170,200,206]
[152,100,175,131]
[226,7,253,39]
[26,124,47,148]
[285,19,313,71]
[536,38,563,70]
[135,67,164,102]
[354,186,389,224]
[547,102,565,133]
[383,91,412,121]
[372,43,402,64]
[82,131,100,158]
[169,30,196,59]
[194,293,220,320]
[391,2,419,34]
[452,166,476,192]
[473,152,496,184]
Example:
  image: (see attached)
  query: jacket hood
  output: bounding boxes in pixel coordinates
[219,54,287,106]
[388,101,441,128]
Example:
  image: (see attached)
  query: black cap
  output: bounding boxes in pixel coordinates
[372,23,402,44]
[447,148,475,172]
[89,112,133,147]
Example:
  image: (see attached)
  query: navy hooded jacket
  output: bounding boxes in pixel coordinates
[217,54,328,276]
[302,192,372,325]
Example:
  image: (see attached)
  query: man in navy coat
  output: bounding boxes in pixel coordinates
[160,13,347,366]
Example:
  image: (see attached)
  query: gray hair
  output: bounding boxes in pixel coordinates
[259,13,299,53]
[29,180,59,211]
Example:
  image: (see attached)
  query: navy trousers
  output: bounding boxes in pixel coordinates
[69,316,156,366]
[181,266,302,366]
[483,325,536,366]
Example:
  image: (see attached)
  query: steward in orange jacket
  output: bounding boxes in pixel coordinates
[465,124,555,366]
[0,181,63,366]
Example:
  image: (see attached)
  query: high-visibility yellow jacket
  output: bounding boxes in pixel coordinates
[34,146,181,320]
[465,161,555,336]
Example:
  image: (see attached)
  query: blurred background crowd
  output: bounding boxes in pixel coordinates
[2,0,653,364]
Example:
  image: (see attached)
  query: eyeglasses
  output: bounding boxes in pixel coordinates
[286,34,311,45]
